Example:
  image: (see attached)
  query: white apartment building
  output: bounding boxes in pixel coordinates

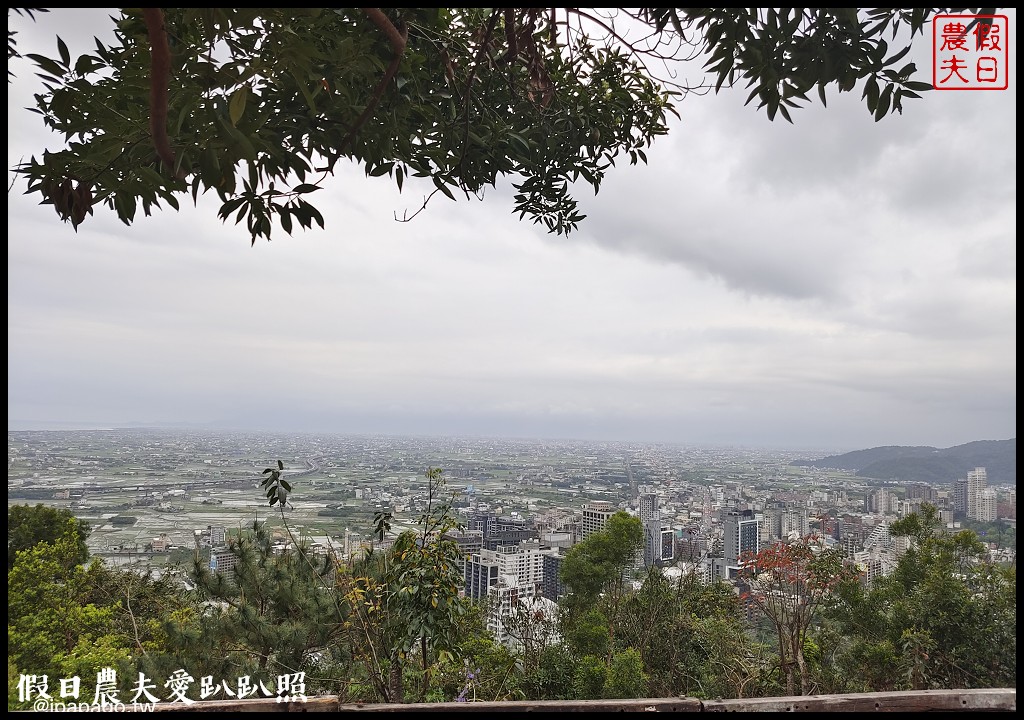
[581,501,618,540]
[979,488,998,522]
[966,467,988,521]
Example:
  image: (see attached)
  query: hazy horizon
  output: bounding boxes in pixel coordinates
[7,421,1015,457]
[8,10,1016,455]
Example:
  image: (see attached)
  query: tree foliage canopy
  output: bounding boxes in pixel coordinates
[7,503,91,570]
[740,535,858,695]
[560,510,642,607]
[6,477,1015,705]
[9,7,982,243]
[342,467,468,703]
[8,519,193,706]
[826,504,1016,691]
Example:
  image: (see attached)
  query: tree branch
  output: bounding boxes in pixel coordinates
[141,9,176,174]
[395,187,442,224]
[336,9,408,159]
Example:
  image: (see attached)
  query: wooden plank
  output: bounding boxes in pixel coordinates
[703,688,1017,712]
[150,696,339,712]
[335,698,704,712]
[142,689,1016,712]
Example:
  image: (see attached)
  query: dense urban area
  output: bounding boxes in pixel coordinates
[7,429,1016,707]
[8,429,1016,567]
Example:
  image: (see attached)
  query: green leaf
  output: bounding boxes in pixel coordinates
[432,175,456,201]
[308,204,324,229]
[883,44,913,68]
[873,39,889,64]
[863,76,880,113]
[289,69,317,112]
[904,80,932,92]
[199,147,220,188]
[173,104,191,137]
[137,166,167,187]
[25,53,66,79]
[229,85,249,127]
[291,203,310,229]
[219,198,245,219]
[114,191,137,225]
[744,85,761,107]
[369,162,394,177]
[895,62,917,80]
[56,37,70,68]
[874,84,893,121]
[292,183,321,194]
[224,123,257,161]
[508,132,531,156]
[157,189,180,211]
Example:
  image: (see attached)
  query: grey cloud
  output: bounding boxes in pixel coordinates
[7,9,1016,451]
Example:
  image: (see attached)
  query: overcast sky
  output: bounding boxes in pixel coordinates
[7,10,1017,452]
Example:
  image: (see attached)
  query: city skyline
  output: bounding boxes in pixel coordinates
[8,9,1017,452]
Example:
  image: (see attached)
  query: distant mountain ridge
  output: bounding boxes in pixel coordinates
[791,439,1016,485]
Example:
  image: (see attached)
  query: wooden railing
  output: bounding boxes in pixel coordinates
[144,688,1015,712]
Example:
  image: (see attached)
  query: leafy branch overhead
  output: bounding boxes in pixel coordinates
[11,7,987,242]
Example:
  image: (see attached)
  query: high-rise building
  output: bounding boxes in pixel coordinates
[581,501,617,541]
[209,548,238,573]
[464,544,557,601]
[723,509,759,579]
[464,551,501,600]
[676,531,706,562]
[997,489,1016,520]
[484,526,535,551]
[865,488,894,515]
[444,528,484,558]
[953,478,969,514]
[839,534,861,557]
[759,508,782,543]
[541,552,566,601]
[468,511,493,537]
[642,520,675,567]
[781,508,809,538]
[486,577,521,645]
[979,489,998,522]
[966,467,987,520]
[862,522,893,551]
[906,483,938,502]
[207,525,227,546]
[464,541,562,648]
[658,527,675,563]
[467,511,536,550]
[640,492,664,567]
[639,492,659,524]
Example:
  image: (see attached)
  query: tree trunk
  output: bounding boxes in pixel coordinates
[777,626,795,696]
[420,634,429,702]
[389,658,405,703]
[795,634,810,695]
